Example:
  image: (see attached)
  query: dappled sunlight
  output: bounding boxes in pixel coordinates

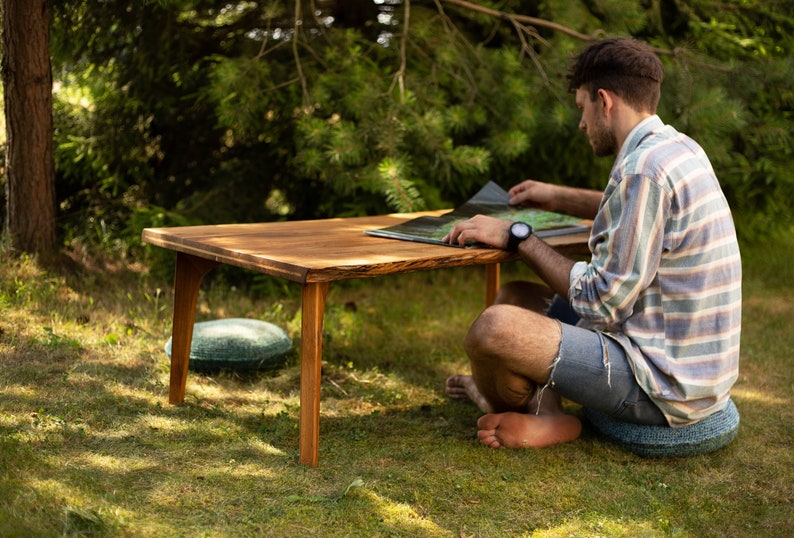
[322,399,381,418]
[2,222,793,534]
[731,387,789,406]
[88,376,162,406]
[26,478,87,508]
[203,459,284,480]
[185,376,300,410]
[135,414,192,436]
[318,362,446,418]
[0,412,24,430]
[356,489,449,536]
[533,514,662,537]
[70,453,159,474]
[1,384,39,399]
[187,378,247,402]
[243,437,287,458]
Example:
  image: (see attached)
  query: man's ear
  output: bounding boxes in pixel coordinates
[597,88,614,116]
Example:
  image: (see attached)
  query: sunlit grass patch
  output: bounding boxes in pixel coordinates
[1,235,793,536]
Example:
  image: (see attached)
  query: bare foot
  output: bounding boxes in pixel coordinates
[445,375,494,413]
[476,412,582,449]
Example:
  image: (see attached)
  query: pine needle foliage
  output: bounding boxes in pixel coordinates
[39,0,794,258]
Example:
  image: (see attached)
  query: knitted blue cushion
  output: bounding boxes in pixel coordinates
[164,318,292,373]
[583,399,739,458]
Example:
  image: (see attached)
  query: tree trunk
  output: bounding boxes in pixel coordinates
[1,0,57,257]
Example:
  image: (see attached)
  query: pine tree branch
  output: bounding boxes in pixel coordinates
[439,0,683,59]
[439,0,595,42]
[431,0,491,103]
[292,0,311,107]
[392,0,410,102]
[508,17,551,86]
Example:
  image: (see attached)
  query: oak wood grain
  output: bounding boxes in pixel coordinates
[142,211,590,284]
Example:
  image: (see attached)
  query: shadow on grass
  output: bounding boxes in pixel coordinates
[2,326,792,536]
[3,247,794,536]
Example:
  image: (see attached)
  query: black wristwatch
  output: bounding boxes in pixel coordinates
[506,221,533,252]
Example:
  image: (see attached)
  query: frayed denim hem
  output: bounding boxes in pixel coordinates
[536,323,612,415]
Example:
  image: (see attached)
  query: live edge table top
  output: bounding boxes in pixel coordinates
[141,210,591,283]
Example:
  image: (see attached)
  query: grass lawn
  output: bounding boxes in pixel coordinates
[1,232,792,537]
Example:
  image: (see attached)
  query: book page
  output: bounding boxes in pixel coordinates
[365,181,589,247]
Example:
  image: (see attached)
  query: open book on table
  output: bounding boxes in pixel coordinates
[365,181,590,248]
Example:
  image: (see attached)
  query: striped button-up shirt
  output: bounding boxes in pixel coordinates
[569,115,742,425]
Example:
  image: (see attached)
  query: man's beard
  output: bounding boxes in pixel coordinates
[589,114,618,157]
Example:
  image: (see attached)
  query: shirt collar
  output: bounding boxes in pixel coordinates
[617,115,663,161]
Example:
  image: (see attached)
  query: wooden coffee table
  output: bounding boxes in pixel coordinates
[142,211,589,466]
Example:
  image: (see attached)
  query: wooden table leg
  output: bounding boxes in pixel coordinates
[168,252,219,404]
[485,263,500,307]
[299,281,330,467]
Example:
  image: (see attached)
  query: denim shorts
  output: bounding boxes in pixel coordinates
[545,296,668,425]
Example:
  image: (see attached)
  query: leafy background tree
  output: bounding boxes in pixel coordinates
[3,0,791,263]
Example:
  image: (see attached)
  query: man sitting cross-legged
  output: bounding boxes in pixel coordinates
[443,38,742,450]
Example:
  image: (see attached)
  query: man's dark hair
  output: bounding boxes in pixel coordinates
[566,38,664,113]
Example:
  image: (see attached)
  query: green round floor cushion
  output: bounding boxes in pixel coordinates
[583,399,739,458]
[164,318,292,373]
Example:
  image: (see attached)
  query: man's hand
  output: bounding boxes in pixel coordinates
[510,179,602,220]
[443,215,512,249]
[508,179,560,211]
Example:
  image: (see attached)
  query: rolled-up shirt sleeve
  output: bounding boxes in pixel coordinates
[569,261,588,293]
[568,173,668,328]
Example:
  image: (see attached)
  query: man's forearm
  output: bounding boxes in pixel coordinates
[555,185,603,220]
[517,235,576,298]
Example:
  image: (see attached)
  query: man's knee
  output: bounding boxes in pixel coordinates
[464,304,561,380]
[465,304,535,360]
[464,305,506,359]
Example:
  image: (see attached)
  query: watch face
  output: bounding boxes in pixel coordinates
[511,222,531,238]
